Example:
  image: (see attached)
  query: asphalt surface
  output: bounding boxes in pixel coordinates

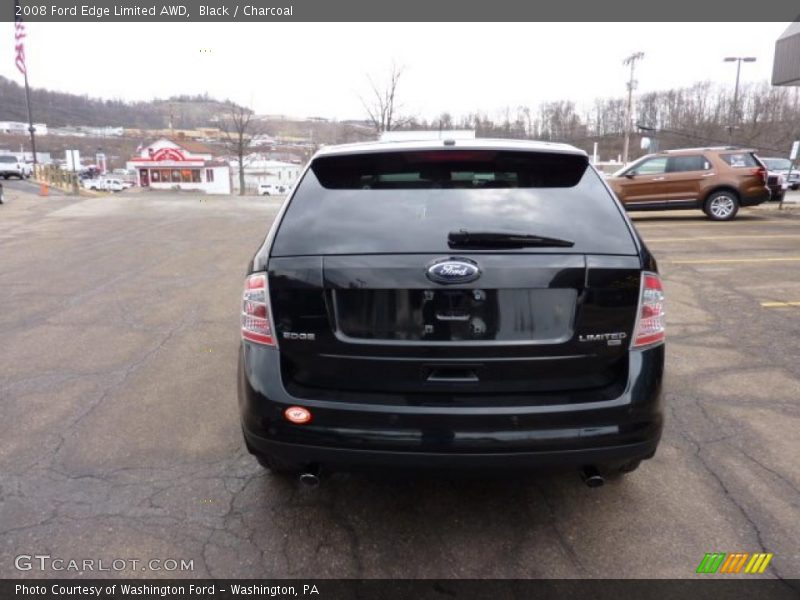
[1,188,798,580]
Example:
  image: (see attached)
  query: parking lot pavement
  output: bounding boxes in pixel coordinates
[1,191,798,580]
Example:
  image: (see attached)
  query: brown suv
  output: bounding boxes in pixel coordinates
[606,147,769,220]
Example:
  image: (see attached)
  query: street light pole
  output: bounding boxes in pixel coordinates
[622,51,644,165]
[724,56,756,145]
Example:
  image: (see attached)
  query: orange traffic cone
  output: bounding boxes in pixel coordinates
[39,183,49,197]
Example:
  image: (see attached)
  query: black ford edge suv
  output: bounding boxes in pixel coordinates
[238,139,665,485]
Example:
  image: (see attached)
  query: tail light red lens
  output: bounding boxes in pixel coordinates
[633,272,665,348]
[752,167,767,183]
[241,273,276,346]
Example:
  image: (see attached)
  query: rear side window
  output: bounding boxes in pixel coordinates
[271,150,638,257]
[312,150,587,189]
[667,155,710,172]
[721,152,758,168]
[0,156,16,163]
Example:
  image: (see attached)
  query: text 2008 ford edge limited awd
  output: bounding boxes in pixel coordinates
[238,139,665,486]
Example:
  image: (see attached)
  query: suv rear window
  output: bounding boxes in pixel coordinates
[720,152,758,168]
[312,150,587,189]
[271,150,637,257]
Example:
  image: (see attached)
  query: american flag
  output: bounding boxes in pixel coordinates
[14,0,26,75]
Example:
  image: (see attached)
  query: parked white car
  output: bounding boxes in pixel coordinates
[102,178,125,192]
[83,178,125,192]
[761,157,800,191]
[258,183,291,196]
[0,155,26,179]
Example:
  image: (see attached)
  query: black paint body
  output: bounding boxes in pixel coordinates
[238,144,665,473]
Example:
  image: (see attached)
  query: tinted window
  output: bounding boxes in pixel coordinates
[668,155,710,172]
[721,153,758,168]
[632,157,667,175]
[312,151,587,189]
[0,156,17,163]
[271,152,637,257]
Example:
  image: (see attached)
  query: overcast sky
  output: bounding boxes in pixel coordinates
[1,22,790,121]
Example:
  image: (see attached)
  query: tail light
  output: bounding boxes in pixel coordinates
[752,167,767,184]
[241,273,276,346]
[632,272,665,348]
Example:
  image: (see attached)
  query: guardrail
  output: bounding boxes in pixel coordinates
[33,164,80,194]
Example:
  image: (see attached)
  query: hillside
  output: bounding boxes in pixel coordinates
[0,76,234,129]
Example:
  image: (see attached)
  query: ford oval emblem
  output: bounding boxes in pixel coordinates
[426,258,481,285]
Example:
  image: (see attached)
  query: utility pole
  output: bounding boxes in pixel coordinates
[724,56,756,145]
[622,52,644,165]
[15,0,37,168]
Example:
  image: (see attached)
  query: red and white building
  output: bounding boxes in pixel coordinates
[127,138,231,194]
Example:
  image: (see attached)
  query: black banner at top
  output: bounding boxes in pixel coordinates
[5,0,800,22]
[3,579,800,600]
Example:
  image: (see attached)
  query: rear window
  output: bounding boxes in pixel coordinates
[271,150,637,257]
[312,150,587,189]
[720,152,758,168]
[0,156,17,163]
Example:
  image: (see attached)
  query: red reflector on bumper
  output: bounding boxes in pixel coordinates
[284,406,312,424]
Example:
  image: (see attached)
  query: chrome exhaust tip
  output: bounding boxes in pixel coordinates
[580,466,605,488]
[298,466,321,487]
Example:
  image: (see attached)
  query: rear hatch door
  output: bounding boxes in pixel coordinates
[267,148,641,402]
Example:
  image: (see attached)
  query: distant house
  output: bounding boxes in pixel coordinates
[127,138,231,194]
[0,121,48,135]
[230,154,303,193]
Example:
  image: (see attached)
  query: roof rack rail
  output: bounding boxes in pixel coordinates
[662,146,742,153]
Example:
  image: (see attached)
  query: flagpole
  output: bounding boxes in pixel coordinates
[14,0,36,168]
[22,69,37,168]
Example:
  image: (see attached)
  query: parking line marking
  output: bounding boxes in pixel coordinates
[671,257,800,265]
[634,219,791,228]
[647,234,800,242]
[761,301,800,308]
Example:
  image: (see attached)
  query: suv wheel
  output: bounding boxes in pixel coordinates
[704,191,739,221]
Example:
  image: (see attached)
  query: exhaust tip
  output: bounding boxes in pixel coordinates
[580,466,605,488]
[299,473,319,487]
[298,466,321,487]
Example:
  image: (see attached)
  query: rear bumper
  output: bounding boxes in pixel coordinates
[741,189,770,207]
[238,344,665,471]
[243,434,660,472]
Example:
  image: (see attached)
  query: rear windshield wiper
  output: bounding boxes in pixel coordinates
[448,230,575,248]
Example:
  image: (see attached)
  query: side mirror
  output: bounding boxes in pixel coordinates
[624,172,636,179]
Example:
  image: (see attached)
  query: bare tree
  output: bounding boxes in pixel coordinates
[219,103,261,195]
[361,63,411,135]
